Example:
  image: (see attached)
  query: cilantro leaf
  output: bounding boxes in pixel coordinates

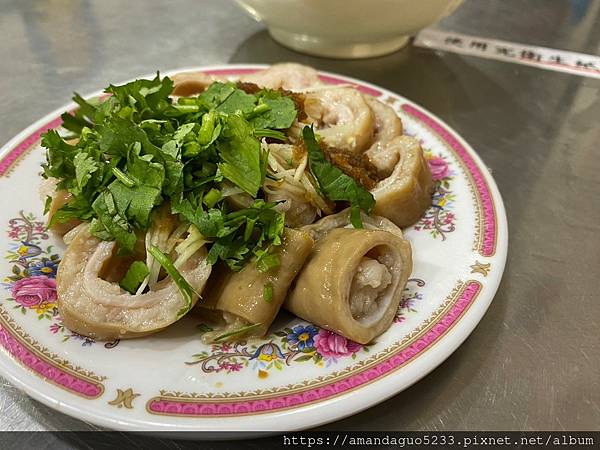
[72,93,99,121]
[59,93,100,134]
[119,261,150,294]
[194,208,225,237]
[105,73,173,119]
[41,130,77,180]
[108,182,162,230]
[41,74,295,275]
[303,126,375,228]
[190,200,284,271]
[73,152,99,194]
[96,116,161,157]
[217,114,264,196]
[148,246,197,317]
[60,112,91,135]
[48,195,94,228]
[198,82,236,109]
[250,92,296,129]
[91,191,137,252]
[216,89,256,115]
[106,145,165,229]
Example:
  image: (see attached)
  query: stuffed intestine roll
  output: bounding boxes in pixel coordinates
[56,209,212,340]
[296,87,433,229]
[197,228,314,342]
[284,210,412,344]
[367,135,434,228]
[240,63,322,91]
[363,97,435,228]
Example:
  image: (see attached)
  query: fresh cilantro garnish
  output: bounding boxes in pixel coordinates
[42,73,291,272]
[148,246,198,316]
[263,282,274,303]
[43,196,53,215]
[192,200,285,272]
[254,128,287,141]
[249,91,296,129]
[216,114,267,197]
[119,261,150,294]
[198,82,297,130]
[216,89,257,115]
[302,126,375,228]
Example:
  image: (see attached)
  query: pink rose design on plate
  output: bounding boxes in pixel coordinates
[428,156,450,181]
[11,275,57,308]
[314,329,362,359]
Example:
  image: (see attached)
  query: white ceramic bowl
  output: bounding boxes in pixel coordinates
[236,0,464,58]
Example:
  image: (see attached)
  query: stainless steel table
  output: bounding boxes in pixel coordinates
[1,0,598,439]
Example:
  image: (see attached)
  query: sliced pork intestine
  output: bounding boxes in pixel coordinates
[265,183,317,227]
[284,225,412,345]
[370,136,435,228]
[83,241,165,309]
[62,222,89,246]
[199,312,250,345]
[56,223,211,340]
[196,228,314,342]
[301,208,404,241]
[240,63,321,91]
[302,87,375,154]
[363,96,404,178]
[365,96,403,145]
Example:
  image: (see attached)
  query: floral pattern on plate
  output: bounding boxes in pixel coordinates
[186,279,425,376]
[2,212,118,348]
[414,152,457,240]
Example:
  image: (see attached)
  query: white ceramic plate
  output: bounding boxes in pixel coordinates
[0,65,507,433]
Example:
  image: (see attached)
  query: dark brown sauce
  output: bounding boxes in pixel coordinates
[322,147,380,190]
[236,81,263,95]
[299,138,379,190]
